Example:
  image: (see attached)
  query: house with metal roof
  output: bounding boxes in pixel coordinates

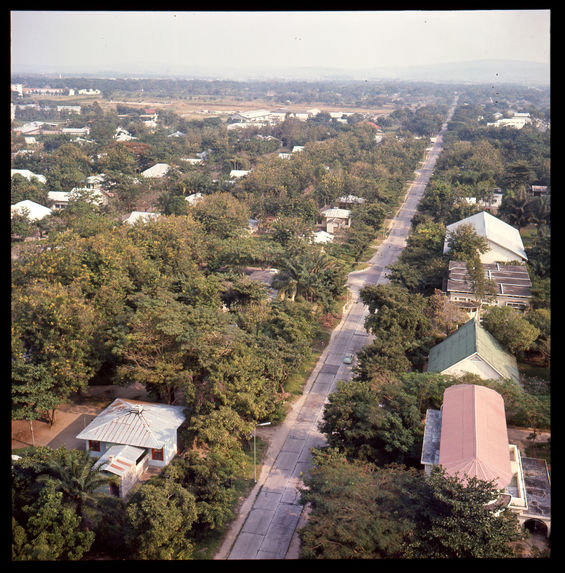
[421,384,551,537]
[320,207,351,234]
[76,398,186,469]
[426,318,520,384]
[446,260,532,312]
[124,211,160,225]
[11,199,52,221]
[141,163,170,178]
[93,444,148,498]
[443,211,527,264]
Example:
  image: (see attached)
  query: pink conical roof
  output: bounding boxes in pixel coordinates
[438,384,512,490]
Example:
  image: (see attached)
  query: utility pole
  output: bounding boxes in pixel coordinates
[254,422,271,482]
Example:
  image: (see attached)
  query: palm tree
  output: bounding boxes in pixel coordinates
[37,449,114,520]
[273,248,335,303]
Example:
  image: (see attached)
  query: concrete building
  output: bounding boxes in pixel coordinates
[443,211,527,264]
[77,398,186,471]
[320,207,351,234]
[421,384,550,537]
[445,260,531,312]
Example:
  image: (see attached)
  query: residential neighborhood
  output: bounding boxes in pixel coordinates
[11,10,550,562]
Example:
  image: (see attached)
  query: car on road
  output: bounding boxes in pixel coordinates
[343,353,354,364]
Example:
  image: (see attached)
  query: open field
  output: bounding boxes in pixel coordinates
[31,93,395,120]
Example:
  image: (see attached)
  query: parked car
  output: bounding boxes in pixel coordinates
[343,353,354,364]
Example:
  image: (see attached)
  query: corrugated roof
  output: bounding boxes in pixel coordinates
[321,208,351,219]
[447,261,531,299]
[438,384,512,490]
[76,399,185,449]
[427,319,519,383]
[444,211,527,261]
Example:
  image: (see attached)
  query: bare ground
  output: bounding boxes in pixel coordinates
[11,383,150,452]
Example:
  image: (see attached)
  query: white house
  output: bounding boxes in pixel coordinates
[443,211,527,264]
[462,188,503,212]
[185,192,203,205]
[114,128,136,142]
[124,211,160,225]
[320,207,351,234]
[93,444,149,498]
[229,169,250,179]
[48,188,107,209]
[47,191,71,210]
[141,163,171,178]
[11,169,47,184]
[11,200,52,221]
[77,399,186,469]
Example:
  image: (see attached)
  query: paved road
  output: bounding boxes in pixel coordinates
[219,97,458,560]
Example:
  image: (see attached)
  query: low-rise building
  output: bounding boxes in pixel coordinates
[77,398,186,469]
[11,168,47,184]
[421,384,550,537]
[426,318,520,384]
[445,260,531,311]
[124,211,160,225]
[320,207,351,234]
[11,199,52,221]
[141,163,170,178]
[443,211,527,264]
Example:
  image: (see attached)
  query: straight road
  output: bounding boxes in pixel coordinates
[218,96,458,560]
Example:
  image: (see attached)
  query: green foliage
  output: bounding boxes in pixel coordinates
[126,477,197,559]
[403,467,526,558]
[299,450,420,559]
[300,452,525,559]
[481,305,541,356]
[320,377,422,466]
[12,481,95,561]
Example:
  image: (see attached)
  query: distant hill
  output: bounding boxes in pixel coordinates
[364,59,550,85]
[12,59,549,86]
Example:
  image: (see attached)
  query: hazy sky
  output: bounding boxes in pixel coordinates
[11,10,550,74]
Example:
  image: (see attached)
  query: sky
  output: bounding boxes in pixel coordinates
[11,10,551,76]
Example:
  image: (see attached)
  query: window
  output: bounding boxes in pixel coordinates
[88,440,101,452]
[151,448,164,461]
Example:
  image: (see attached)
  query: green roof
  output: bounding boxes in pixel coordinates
[427,319,519,383]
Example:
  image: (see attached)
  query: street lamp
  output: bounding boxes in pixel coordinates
[253,422,271,482]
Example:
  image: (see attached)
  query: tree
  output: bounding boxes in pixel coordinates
[36,448,113,521]
[423,289,467,337]
[320,377,422,466]
[403,466,527,558]
[481,305,540,357]
[126,477,197,560]
[12,480,95,561]
[12,279,102,415]
[115,289,204,404]
[445,222,490,261]
[298,450,420,559]
[191,191,249,239]
[273,247,339,304]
